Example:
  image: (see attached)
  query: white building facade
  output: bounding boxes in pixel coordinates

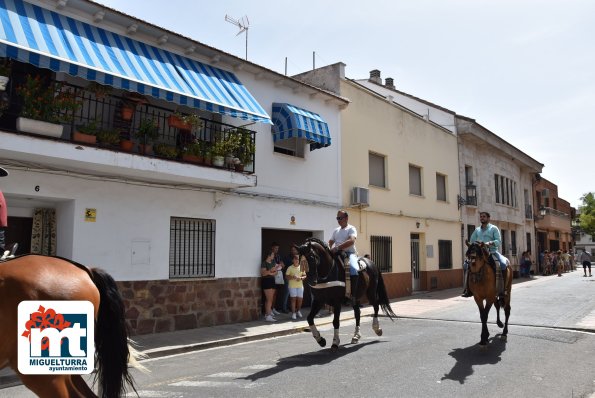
[0,0,347,333]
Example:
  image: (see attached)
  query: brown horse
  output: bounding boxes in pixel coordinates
[0,255,140,397]
[465,242,512,346]
[295,238,396,352]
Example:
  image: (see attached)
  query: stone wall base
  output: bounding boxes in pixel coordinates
[117,277,262,335]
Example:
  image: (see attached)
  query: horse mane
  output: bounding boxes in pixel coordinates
[305,237,331,254]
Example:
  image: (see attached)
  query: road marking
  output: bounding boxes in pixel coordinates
[126,391,181,397]
[242,364,275,370]
[170,380,236,387]
[207,372,250,378]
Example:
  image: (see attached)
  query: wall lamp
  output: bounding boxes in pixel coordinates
[534,206,547,220]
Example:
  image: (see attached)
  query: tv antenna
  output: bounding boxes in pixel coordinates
[225,14,249,60]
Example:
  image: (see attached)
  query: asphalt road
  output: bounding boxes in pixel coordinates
[2,270,595,397]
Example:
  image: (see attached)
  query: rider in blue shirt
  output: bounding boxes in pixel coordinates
[462,211,508,298]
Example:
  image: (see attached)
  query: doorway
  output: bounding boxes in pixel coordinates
[411,233,420,291]
[6,216,32,255]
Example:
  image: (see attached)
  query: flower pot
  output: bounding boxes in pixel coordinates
[73,131,97,144]
[121,106,134,121]
[212,155,225,167]
[182,154,203,164]
[234,163,244,172]
[16,117,63,138]
[138,143,153,155]
[167,115,191,130]
[0,76,9,91]
[120,139,134,152]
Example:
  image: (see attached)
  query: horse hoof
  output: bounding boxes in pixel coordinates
[374,328,383,337]
[318,337,326,347]
[351,337,359,344]
[330,344,339,353]
[497,321,504,328]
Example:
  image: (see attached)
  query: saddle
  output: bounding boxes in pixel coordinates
[336,251,367,273]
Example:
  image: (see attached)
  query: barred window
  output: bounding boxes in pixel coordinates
[495,174,517,207]
[169,217,215,278]
[438,240,452,269]
[370,235,392,273]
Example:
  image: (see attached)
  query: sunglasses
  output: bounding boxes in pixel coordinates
[336,216,345,221]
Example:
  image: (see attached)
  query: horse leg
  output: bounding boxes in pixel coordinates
[331,303,341,352]
[351,302,362,344]
[307,300,326,347]
[501,298,511,342]
[495,300,504,328]
[475,300,491,347]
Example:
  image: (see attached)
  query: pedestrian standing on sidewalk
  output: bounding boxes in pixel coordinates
[580,250,592,277]
[270,242,285,316]
[286,254,306,320]
[556,250,564,277]
[261,251,280,322]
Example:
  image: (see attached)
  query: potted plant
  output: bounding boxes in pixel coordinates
[168,112,203,131]
[119,131,134,152]
[236,130,255,171]
[16,75,80,137]
[154,142,178,159]
[210,139,227,167]
[119,92,146,121]
[96,128,120,147]
[0,58,11,91]
[73,119,100,144]
[134,118,159,155]
[181,139,204,164]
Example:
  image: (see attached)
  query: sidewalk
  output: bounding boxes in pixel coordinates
[0,277,549,388]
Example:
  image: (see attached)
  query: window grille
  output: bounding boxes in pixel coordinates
[370,235,392,273]
[169,217,215,278]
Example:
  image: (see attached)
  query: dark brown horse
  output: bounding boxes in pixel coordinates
[466,242,512,346]
[0,255,141,397]
[295,238,396,352]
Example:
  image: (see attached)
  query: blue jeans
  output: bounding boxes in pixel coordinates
[347,253,358,276]
[491,252,508,270]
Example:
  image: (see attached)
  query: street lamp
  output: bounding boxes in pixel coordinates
[458,184,477,209]
[457,195,467,209]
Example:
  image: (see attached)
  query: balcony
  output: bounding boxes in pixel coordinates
[535,206,571,232]
[0,68,257,189]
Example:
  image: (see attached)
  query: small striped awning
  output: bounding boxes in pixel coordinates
[271,103,331,151]
[0,0,271,124]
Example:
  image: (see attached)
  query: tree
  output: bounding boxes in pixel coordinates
[578,192,595,237]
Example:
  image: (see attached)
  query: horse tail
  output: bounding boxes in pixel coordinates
[376,271,397,320]
[90,268,138,398]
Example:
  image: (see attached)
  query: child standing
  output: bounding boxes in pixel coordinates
[286,254,306,320]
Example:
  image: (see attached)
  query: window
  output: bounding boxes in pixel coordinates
[438,240,452,269]
[501,229,507,256]
[495,174,517,207]
[169,217,215,278]
[526,232,531,254]
[467,224,476,241]
[511,230,517,256]
[409,165,422,196]
[369,152,386,188]
[436,173,446,201]
[274,137,305,158]
[465,165,473,185]
[370,235,392,273]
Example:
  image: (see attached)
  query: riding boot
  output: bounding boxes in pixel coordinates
[461,269,472,297]
[350,275,359,305]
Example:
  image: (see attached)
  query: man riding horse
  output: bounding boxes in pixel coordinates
[329,210,361,300]
[462,211,508,301]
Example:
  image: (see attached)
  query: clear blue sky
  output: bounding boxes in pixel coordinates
[96,0,594,208]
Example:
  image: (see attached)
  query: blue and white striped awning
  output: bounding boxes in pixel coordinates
[0,0,271,124]
[271,103,331,151]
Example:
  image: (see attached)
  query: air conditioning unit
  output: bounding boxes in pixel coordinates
[542,188,550,198]
[351,187,370,207]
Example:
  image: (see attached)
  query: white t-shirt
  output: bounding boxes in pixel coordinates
[331,224,357,254]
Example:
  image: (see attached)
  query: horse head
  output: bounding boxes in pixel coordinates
[465,242,490,269]
[294,238,333,283]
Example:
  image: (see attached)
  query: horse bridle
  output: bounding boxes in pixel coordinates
[467,244,489,283]
[300,241,340,284]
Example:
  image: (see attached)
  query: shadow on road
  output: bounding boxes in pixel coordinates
[441,335,507,384]
[241,340,383,381]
